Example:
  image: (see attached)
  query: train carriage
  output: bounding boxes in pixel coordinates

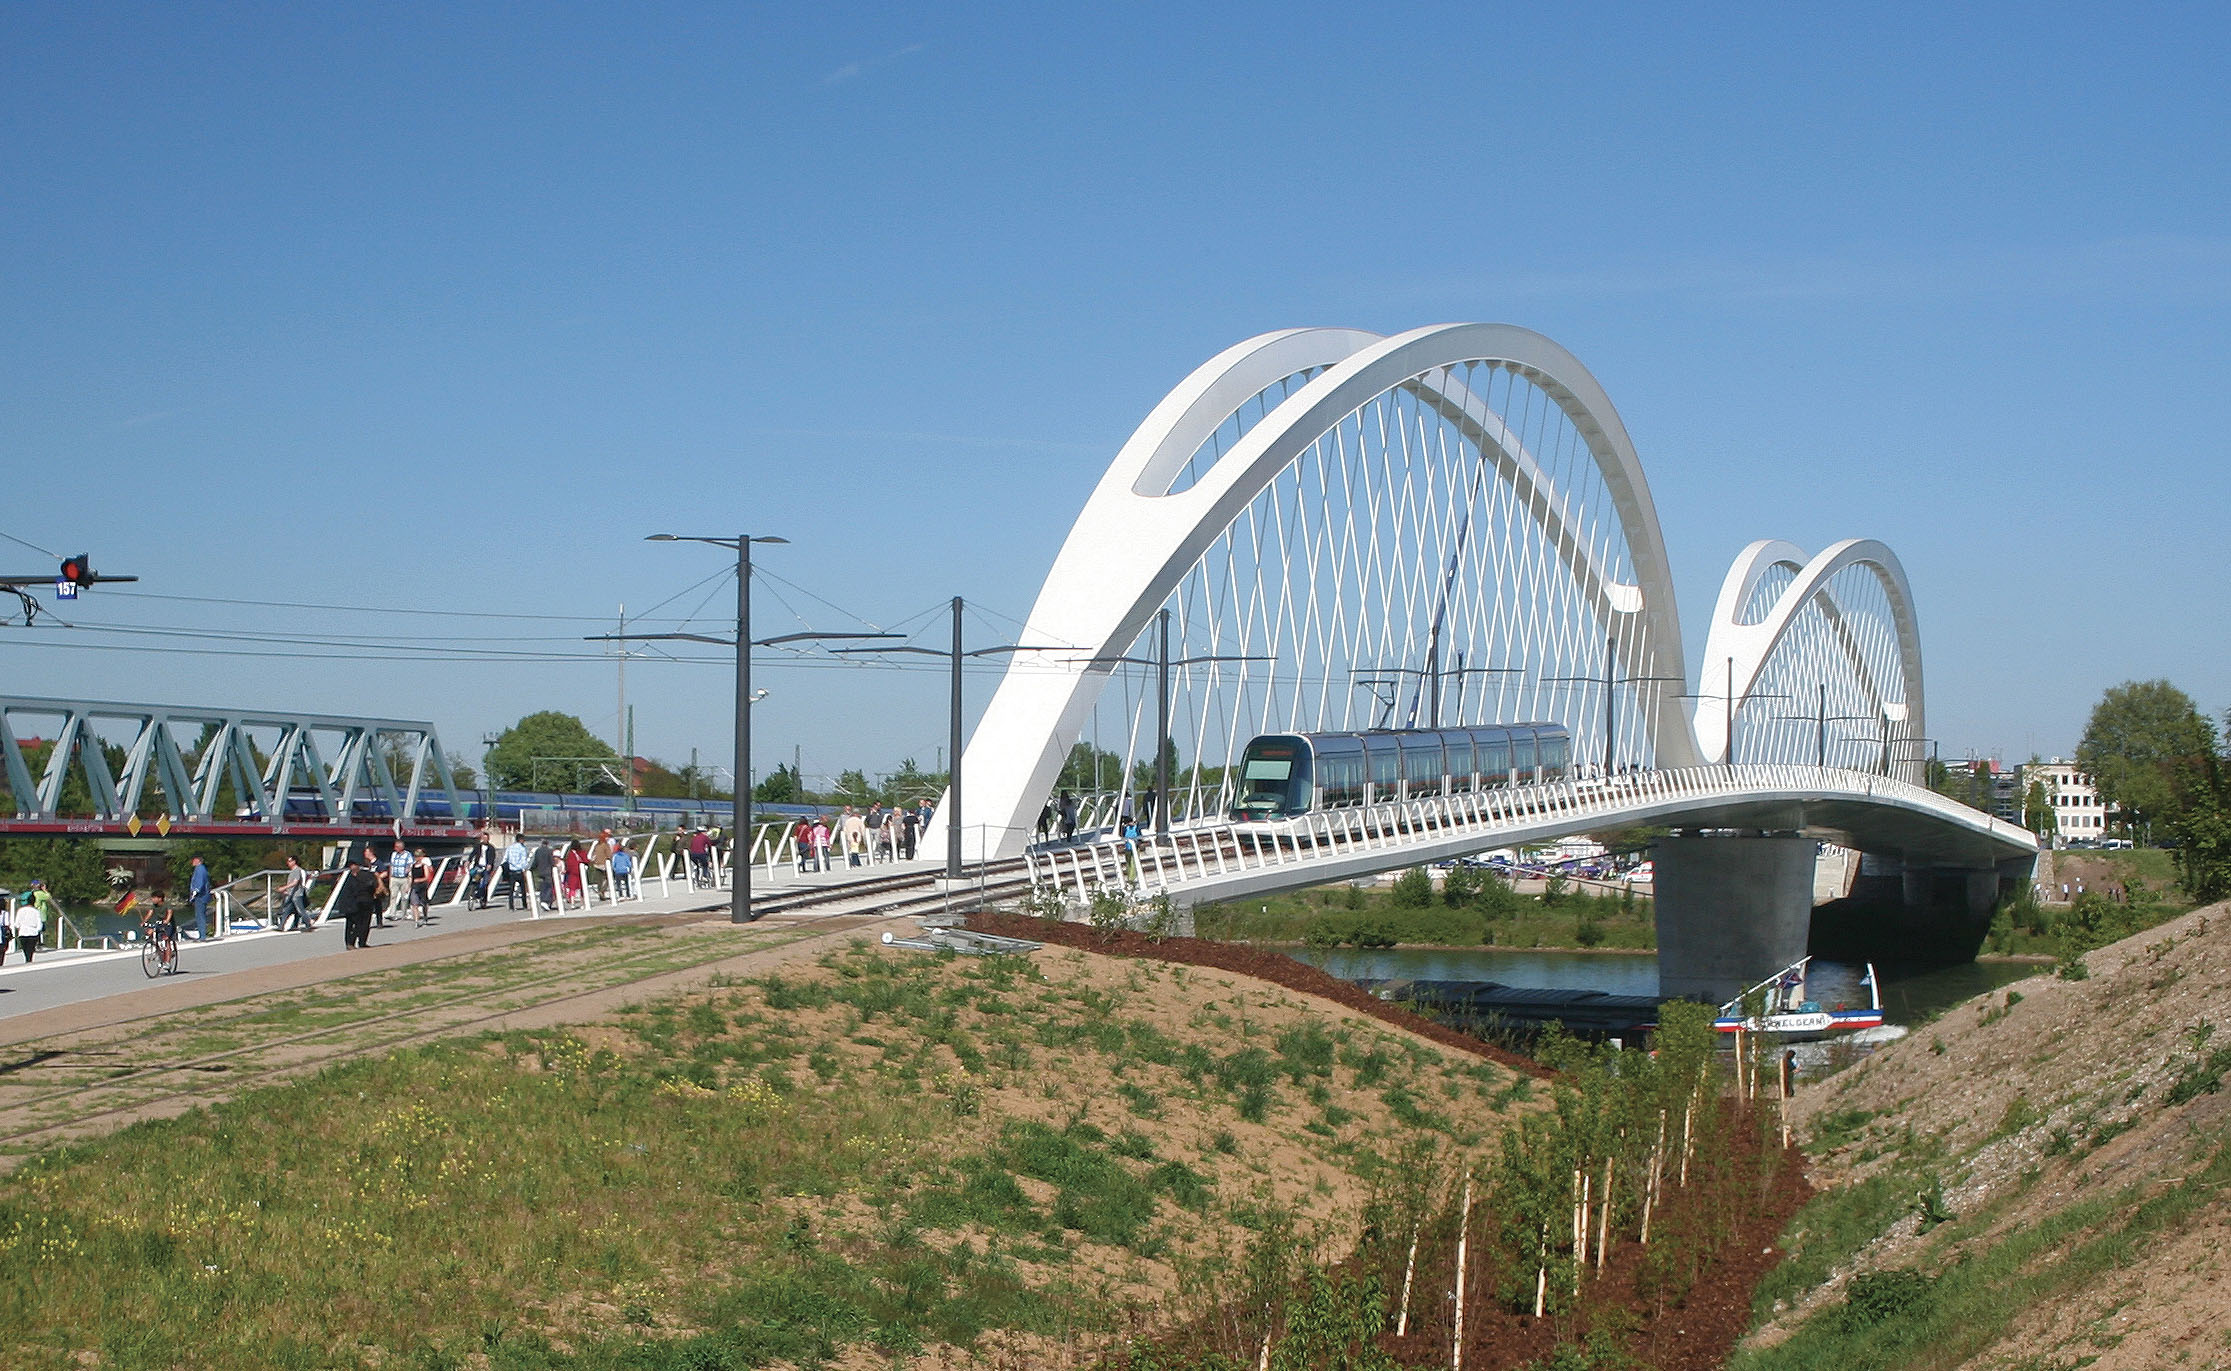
[1230,722,1571,825]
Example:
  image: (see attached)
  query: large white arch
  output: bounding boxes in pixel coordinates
[934,322,1699,862]
[1693,538,1926,774]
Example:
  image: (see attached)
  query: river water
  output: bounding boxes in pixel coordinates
[1288,946,2044,1027]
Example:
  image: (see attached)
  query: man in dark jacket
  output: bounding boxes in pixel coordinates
[339,849,380,949]
[530,839,557,912]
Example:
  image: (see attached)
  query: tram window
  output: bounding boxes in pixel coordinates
[1243,758,1293,781]
[1318,753,1365,807]
[1481,738,1511,785]
[1403,740,1445,795]
[1511,732,1539,782]
[1367,742,1399,801]
[1541,734,1571,777]
[1445,739,1473,790]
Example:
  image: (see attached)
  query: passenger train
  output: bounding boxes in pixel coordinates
[1230,723,1573,823]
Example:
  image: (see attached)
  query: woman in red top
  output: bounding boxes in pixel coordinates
[561,841,586,903]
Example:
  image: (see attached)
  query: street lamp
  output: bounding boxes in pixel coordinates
[1072,609,1270,841]
[1544,636,1685,776]
[834,597,1061,880]
[594,535,894,923]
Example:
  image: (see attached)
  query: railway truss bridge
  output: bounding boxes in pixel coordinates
[931,323,2037,996]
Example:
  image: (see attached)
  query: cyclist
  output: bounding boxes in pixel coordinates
[140,893,180,973]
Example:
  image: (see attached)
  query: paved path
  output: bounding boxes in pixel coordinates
[0,857,951,1030]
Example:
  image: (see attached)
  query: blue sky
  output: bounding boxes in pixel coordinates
[4,2,2225,786]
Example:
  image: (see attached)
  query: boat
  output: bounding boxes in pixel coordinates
[1713,956,1884,1035]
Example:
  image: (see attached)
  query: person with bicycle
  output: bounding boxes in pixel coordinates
[140,893,180,973]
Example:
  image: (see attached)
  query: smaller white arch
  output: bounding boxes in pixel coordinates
[1695,538,1925,769]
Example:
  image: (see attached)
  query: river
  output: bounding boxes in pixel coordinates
[1288,946,2045,1027]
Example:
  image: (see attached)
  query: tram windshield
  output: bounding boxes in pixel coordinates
[1232,735,1312,819]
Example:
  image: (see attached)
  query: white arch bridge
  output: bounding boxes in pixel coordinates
[928,323,2035,996]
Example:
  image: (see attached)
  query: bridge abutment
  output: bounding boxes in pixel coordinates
[1652,834,1816,1002]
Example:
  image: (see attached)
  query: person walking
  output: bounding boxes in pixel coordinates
[338,851,380,949]
[792,817,814,874]
[561,840,585,905]
[466,832,497,910]
[277,855,313,931]
[15,881,55,962]
[187,856,213,941]
[383,844,414,928]
[810,814,832,873]
[1059,790,1078,841]
[900,805,919,861]
[0,889,13,966]
[411,849,434,923]
[502,833,531,910]
[530,838,557,911]
[610,842,635,898]
[841,807,867,868]
[588,831,615,901]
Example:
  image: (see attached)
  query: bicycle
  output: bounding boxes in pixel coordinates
[140,922,180,978]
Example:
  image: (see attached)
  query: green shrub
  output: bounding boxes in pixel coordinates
[1841,1268,1936,1328]
[1390,866,1434,907]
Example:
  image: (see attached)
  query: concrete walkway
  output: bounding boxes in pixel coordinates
[0,856,947,1025]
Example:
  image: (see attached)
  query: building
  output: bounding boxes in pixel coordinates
[2021,759,2112,846]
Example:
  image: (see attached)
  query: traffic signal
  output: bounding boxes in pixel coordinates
[58,555,90,588]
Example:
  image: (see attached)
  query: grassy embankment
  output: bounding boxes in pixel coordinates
[0,936,1542,1370]
[1727,898,2231,1370]
[1195,867,1656,952]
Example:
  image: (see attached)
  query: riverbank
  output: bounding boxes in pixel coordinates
[1733,900,2231,1369]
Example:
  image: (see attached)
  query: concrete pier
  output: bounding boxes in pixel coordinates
[1652,834,1817,1001]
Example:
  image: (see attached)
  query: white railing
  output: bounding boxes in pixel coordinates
[1023,764,2033,902]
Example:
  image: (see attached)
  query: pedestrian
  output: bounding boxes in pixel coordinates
[878,808,900,863]
[467,831,498,910]
[531,838,557,911]
[810,814,832,872]
[385,844,415,927]
[411,848,434,921]
[793,817,814,873]
[842,807,867,867]
[1036,804,1052,841]
[900,806,919,861]
[15,881,55,962]
[561,840,586,904]
[610,842,635,898]
[588,830,615,900]
[1059,790,1078,841]
[187,855,213,941]
[914,800,934,847]
[277,854,313,931]
[502,833,531,910]
[0,888,12,966]
[338,851,380,949]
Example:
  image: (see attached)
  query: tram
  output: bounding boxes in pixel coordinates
[1230,723,1573,824]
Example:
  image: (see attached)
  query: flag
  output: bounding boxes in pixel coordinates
[115,890,139,918]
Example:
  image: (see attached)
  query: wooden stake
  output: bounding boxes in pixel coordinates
[1679,1101,1695,1187]
[1396,1219,1420,1336]
[1533,1222,1547,1318]
[1257,1333,1271,1371]
[1571,1169,1584,1297]
[1596,1155,1614,1271]
[1452,1176,1473,1371]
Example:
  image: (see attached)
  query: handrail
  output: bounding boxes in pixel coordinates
[1024,763,2034,902]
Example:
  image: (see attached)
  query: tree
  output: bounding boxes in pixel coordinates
[2022,778,2058,839]
[752,763,801,805]
[485,712,620,793]
[2076,681,2217,833]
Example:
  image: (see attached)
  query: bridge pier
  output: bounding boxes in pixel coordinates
[1652,834,1816,1002]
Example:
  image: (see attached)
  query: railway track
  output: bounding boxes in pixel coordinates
[0,862,1031,1165]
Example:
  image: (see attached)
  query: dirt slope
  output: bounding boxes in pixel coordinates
[1761,902,2231,1369]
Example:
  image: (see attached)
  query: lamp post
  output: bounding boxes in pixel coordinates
[1544,636,1684,776]
[1072,609,1270,841]
[834,598,1060,879]
[595,535,895,923]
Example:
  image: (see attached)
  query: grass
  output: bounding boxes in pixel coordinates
[1732,1135,2231,1371]
[0,936,1510,1369]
